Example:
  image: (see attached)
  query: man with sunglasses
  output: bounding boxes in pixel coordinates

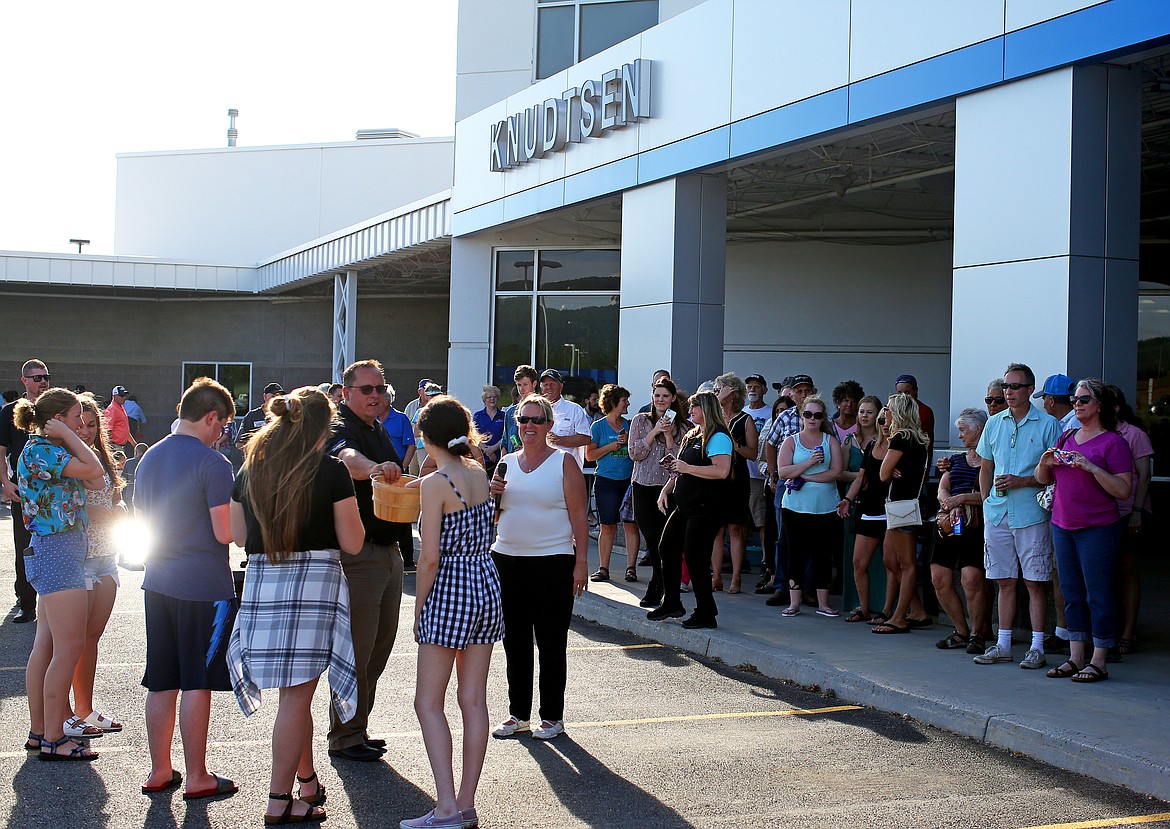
[1033,373,1081,432]
[0,360,52,623]
[974,362,1061,670]
[325,359,405,761]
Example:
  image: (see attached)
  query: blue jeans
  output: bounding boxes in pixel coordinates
[1051,522,1122,649]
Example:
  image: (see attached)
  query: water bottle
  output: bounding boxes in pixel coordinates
[953,511,964,536]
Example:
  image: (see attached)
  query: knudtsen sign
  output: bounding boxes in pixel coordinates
[489,59,651,172]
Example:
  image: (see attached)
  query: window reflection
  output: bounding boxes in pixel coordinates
[1138,288,1170,475]
[538,249,620,291]
[537,294,620,400]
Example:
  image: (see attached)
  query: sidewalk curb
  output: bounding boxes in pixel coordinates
[573,592,1170,802]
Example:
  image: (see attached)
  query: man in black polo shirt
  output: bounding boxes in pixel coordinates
[235,382,284,446]
[0,359,51,623]
[326,359,405,761]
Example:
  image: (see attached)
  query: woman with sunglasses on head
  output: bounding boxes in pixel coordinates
[648,391,732,629]
[776,394,844,618]
[711,373,757,595]
[871,393,933,634]
[404,395,503,829]
[15,388,105,760]
[586,384,641,584]
[489,394,588,742]
[68,395,126,737]
[228,386,365,823]
[1035,379,1131,683]
[627,378,689,609]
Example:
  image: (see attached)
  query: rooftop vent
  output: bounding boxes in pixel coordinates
[227,109,239,147]
[355,128,420,140]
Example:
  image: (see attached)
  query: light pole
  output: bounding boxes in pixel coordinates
[69,238,90,254]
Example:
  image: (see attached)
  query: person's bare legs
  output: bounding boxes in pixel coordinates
[852,536,880,616]
[883,531,922,626]
[268,679,321,820]
[1024,579,1048,638]
[727,524,747,592]
[995,577,1018,637]
[454,644,494,814]
[39,589,87,745]
[622,521,641,572]
[931,564,970,637]
[72,577,117,720]
[144,689,179,787]
[710,529,726,591]
[961,567,990,638]
[414,643,459,819]
[598,523,617,573]
[26,597,51,738]
[178,689,219,795]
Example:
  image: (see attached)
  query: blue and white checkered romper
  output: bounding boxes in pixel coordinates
[416,472,505,649]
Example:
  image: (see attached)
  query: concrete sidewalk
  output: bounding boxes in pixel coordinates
[575,543,1170,803]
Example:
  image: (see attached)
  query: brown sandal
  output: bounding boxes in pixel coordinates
[1045,660,1081,678]
[1071,663,1109,683]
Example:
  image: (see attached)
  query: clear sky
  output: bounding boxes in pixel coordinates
[0,0,457,255]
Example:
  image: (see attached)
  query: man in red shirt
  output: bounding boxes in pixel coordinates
[106,385,133,453]
[895,374,934,457]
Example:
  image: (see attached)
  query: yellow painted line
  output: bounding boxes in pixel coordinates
[569,705,861,729]
[1020,815,1170,829]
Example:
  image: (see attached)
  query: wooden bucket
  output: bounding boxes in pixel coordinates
[372,475,420,523]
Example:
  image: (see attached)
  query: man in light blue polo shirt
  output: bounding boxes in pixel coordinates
[974,362,1061,670]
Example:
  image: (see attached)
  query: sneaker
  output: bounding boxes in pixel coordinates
[1019,648,1047,670]
[532,720,564,740]
[965,635,986,655]
[400,810,464,828]
[973,644,1013,664]
[491,716,530,739]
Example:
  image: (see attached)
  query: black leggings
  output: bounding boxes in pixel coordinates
[659,507,722,620]
[781,508,837,591]
[492,552,575,723]
[631,483,667,591]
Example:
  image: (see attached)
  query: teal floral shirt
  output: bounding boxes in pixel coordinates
[17,435,88,537]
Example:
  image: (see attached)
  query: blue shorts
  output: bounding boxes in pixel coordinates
[27,532,88,595]
[84,554,120,589]
[594,476,631,526]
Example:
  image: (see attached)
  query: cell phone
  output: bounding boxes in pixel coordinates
[1053,449,1078,466]
[660,453,676,467]
[663,409,676,422]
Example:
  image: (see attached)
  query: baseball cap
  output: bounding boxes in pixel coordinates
[423,383,442,397]
[895,374,918,389]
[788,374,814,389]
[111,385,129,397]
[417,378,434,390]
[1033,374,1074,399]
[540,368,563,383]
[263,382,284,395]
[745,374,766,386]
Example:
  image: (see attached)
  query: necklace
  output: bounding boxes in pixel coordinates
[518,447,554,473]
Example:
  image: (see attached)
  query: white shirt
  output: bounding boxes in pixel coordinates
[549,397,592,469]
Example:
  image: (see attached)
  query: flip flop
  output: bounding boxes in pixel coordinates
[1071,663,1109,683]
[816,608,840,618]
[871,622,911,634]
[844,607,868,623]
[184,774,238,800]
[1045,660,1082,679]
[142,770,183,794]
[866,613,890,626]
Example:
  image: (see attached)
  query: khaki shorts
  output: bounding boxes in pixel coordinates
[984,516,1053,581]
[748,478,767,528]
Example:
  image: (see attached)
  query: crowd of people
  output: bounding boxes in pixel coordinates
[0,353,1156,826]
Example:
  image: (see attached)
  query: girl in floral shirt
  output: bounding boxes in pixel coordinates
[15,388,104,761]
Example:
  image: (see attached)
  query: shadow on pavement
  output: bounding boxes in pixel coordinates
[523,735,695,829]
[331,756,433,829]
[8,753,108,829]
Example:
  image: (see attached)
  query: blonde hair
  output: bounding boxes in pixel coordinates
[685,391,728,451]
[714,372,747,411]
[12,388,79,433]
[78,394,124,490]
[887,392,928,446]
[241,387,336,564]
[799,394,834,437]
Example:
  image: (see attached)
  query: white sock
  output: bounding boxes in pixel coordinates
[1031,631,1045,652]
[997,629,1012,652]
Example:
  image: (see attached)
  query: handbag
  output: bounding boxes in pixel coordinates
[885,445,930,530]
[1036,429,1075,512]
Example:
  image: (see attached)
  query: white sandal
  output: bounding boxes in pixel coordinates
[84,712,123,733]
[63,716,103,739]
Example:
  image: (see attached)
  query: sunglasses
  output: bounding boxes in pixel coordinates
[517,415,549,425]
[1004,382,1032,391]
[985,396,1006,405]
[348,384,388,396]
[1070,395,1093,405]
[24,374,50,382]
[802,411,825,420]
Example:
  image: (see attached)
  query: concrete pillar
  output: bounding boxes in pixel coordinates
[618,173,727,404]
[332,270,357,382]
[949,65,1140,442]
[447,235,493,405]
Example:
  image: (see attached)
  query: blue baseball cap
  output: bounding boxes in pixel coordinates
[1033,374,1074,399]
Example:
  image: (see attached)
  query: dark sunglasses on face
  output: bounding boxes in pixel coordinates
[1004,382,1031,391]
[985,396,1006,405]
[348,384,388,395]
[25,374,50,382]
[517,415,549,425]
[802,411,825,420]
[1070,395,1093,405]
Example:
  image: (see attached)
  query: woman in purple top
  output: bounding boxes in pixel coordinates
[1035,378,1132,683]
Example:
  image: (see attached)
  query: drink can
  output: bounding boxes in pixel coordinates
[953,512,964,536]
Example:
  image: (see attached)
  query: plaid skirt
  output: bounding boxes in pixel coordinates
[227,550,358,722]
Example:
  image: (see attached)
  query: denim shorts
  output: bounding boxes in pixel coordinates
[27,531,89,595]
[594,475,631,526]
[83,554,120,589]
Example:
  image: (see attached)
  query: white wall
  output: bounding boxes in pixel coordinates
[723,239,958,443]
[114,139,453,263]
